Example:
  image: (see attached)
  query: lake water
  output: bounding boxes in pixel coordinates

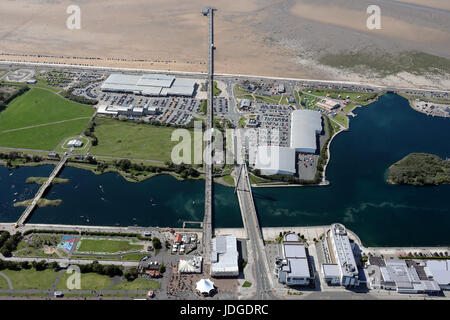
[252,93,450,246]
[27,168,243,229]
[1,94,449,246]
[0,165,53,222]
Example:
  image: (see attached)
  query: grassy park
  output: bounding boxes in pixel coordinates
[56,272,114,291]
[1,269,60,290]
[0,88,94,150]
[75,237,143,254]
[90,118,198,162]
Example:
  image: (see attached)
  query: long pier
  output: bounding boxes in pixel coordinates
[16,153,70,226]
[202,7,215,267]
[235,162,273,299]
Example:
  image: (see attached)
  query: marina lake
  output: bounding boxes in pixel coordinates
[0,94,449,246]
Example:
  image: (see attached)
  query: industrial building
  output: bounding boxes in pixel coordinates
[210,235,239,277]
[424,260,450,290]
[320,223,360,287]
[366,256,445,294]
[96,104,160,117]
[275,233,314,286]
[380,259,440,294]
[101,73,197,97]
[290,110,322,154]
[254,146,296,176]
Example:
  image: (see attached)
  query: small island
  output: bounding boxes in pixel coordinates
[387,153,450,186]
[13,198,62,208]
[26,177,69,185]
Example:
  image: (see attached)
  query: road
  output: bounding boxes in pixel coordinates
[2,256,139,267]
[235,163,274,300]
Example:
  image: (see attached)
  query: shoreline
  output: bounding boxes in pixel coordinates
[397,92,450,118]
[2,60,450,94]
[1,223,449,249]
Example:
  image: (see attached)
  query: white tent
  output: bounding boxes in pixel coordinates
[196,279,215,294]
[179,260,196,273]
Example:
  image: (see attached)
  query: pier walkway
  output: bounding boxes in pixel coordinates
[202,7,215,267]
[16,152,70,226]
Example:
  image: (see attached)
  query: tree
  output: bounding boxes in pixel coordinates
[159,264,166,274]
[124,267,138,281]
[152,237,162,250]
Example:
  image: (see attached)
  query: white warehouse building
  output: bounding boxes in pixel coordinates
[101,73,197,97]
[290,110,322,154]
[210,235,239,277]
[275,233,314,286]
[321,223,360,287]
[254,146,296,176]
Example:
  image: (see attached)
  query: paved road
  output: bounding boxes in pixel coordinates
[3,256,139,267]
[0,272,13,290]
[0,117,91,134]
[235,163,274,300]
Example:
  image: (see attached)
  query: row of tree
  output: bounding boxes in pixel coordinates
[84,121,98,146]
[0,85,29,112]
[62,88,98,105]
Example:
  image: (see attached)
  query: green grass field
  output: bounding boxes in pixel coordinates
[56,272,114,290]
[310,89,377,104]
[76,237,143,254]
[110,278,160,291]
[0,119,90,150]
[0,275,9,289]
[213,81,221,96]
[1,269,59,290]
[222,174,234,185]
[332,114,349,128]
[0,88,94,150]
[90,118,197,162]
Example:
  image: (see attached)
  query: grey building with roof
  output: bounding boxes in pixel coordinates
[275,233,314,286]
[320,223,360,287]
[101,73,197,97]
[425,260,450,290]
[210,235,239,277]
[290,110,322,154]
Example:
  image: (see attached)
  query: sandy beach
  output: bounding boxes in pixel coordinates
[0,0,449,88]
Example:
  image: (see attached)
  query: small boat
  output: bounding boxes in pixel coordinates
[86,219,90,223]
[9,173,13,176]
[80,216,84,218]
[14,192,18,196]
